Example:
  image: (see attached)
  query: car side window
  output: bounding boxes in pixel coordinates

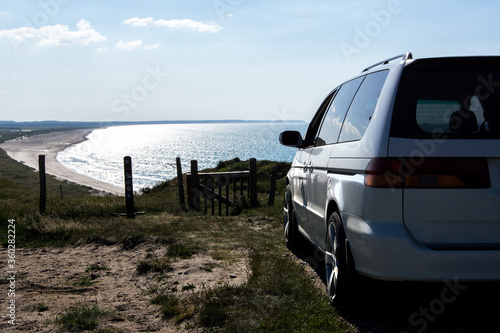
[338,70,389,142]
[315,76,364,146]
[303,90,338,147]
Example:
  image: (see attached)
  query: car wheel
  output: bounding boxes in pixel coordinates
[325,211,355,308]
[284,184,300,249]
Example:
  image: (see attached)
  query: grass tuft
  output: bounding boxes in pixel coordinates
[56,302,109,332]
[85,264,110,272]
[151,292,181,319]
[136,257,173,275]
[168,242,195,259]
[68,276,95,287]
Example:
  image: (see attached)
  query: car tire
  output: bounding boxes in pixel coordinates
[325,211,356,309]
[284,184,300,249]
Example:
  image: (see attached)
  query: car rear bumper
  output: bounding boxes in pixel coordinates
[343,213,500,281]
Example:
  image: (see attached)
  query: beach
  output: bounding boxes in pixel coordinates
[0,129,123,195]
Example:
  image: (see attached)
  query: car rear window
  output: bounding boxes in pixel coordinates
[391,57,500,139]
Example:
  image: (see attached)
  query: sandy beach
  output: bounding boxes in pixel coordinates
[0,129,123,195]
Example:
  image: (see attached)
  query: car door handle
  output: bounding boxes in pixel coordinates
[303,162,313,173]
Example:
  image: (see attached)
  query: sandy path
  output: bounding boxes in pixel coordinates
[0,241,247,332]
[0,129,123,195]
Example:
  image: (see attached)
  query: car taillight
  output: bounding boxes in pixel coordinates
[364,158,491,189]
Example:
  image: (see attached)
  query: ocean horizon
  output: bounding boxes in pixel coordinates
[57,121,307,190]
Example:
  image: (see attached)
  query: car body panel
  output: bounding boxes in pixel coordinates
[388,130,500,245]
[305,145,335,247]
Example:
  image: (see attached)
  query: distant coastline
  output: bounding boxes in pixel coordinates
[0,119,306,130]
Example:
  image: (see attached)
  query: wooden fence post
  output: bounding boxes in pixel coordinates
[124,156,135,219]
[268,166,277,206]
[39,155,46,215]
[176,157,186,211]
[189,160,200,210]
[249,158,258,207]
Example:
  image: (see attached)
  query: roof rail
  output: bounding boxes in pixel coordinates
[362,52,413,72]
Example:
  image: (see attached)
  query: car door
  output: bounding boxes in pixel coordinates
[290,147,313,226]
[291,91,337,232]
[304,77,364,247]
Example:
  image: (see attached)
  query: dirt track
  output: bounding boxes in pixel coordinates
[0,241,247,332]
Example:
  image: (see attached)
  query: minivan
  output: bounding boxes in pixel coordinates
[279,53,500,307]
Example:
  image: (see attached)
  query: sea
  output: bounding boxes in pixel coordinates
[57,122,307,190]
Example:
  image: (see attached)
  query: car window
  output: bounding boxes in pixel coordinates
[416,97,485,133]
[391,59,500,139]
[303,90,337,147]
[315,76,364,146]
[339,70,389,142]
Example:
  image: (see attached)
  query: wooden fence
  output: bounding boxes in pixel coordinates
[37,154,278,217]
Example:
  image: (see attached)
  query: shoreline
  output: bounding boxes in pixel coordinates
[0,129,124,196]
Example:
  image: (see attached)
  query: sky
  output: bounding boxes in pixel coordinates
[1,0,500,122]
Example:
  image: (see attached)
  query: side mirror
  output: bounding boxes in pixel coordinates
[279,131,304,148]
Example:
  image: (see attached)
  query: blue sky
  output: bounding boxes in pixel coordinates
[1,0,500,122]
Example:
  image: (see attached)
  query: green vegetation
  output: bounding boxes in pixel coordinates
[151,291,182,319]
[167,242,195,259]
[0,129,356,332]
[56,302,110,332]
[136,257,173,275]
[67,276,95,287]
[85,264,110,272]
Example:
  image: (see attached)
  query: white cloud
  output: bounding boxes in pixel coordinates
[0,26,37,41]
[114,40,160,51]
[0,19,106,46]
[124,17,222,33]
[144,43,160,50]
[76,19,92,30]
[123,17,154,27]
[115,40,143,51]
[155,19,222,32]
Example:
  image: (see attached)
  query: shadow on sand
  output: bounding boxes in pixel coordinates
[290,240,500,333]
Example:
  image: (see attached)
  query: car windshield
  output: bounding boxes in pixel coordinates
[391,57,500,139]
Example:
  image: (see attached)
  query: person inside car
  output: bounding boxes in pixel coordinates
[449,97,478,133]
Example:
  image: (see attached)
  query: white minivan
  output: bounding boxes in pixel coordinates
[280,53,500,307]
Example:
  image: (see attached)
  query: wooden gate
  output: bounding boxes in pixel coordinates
[185,159,257,215]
